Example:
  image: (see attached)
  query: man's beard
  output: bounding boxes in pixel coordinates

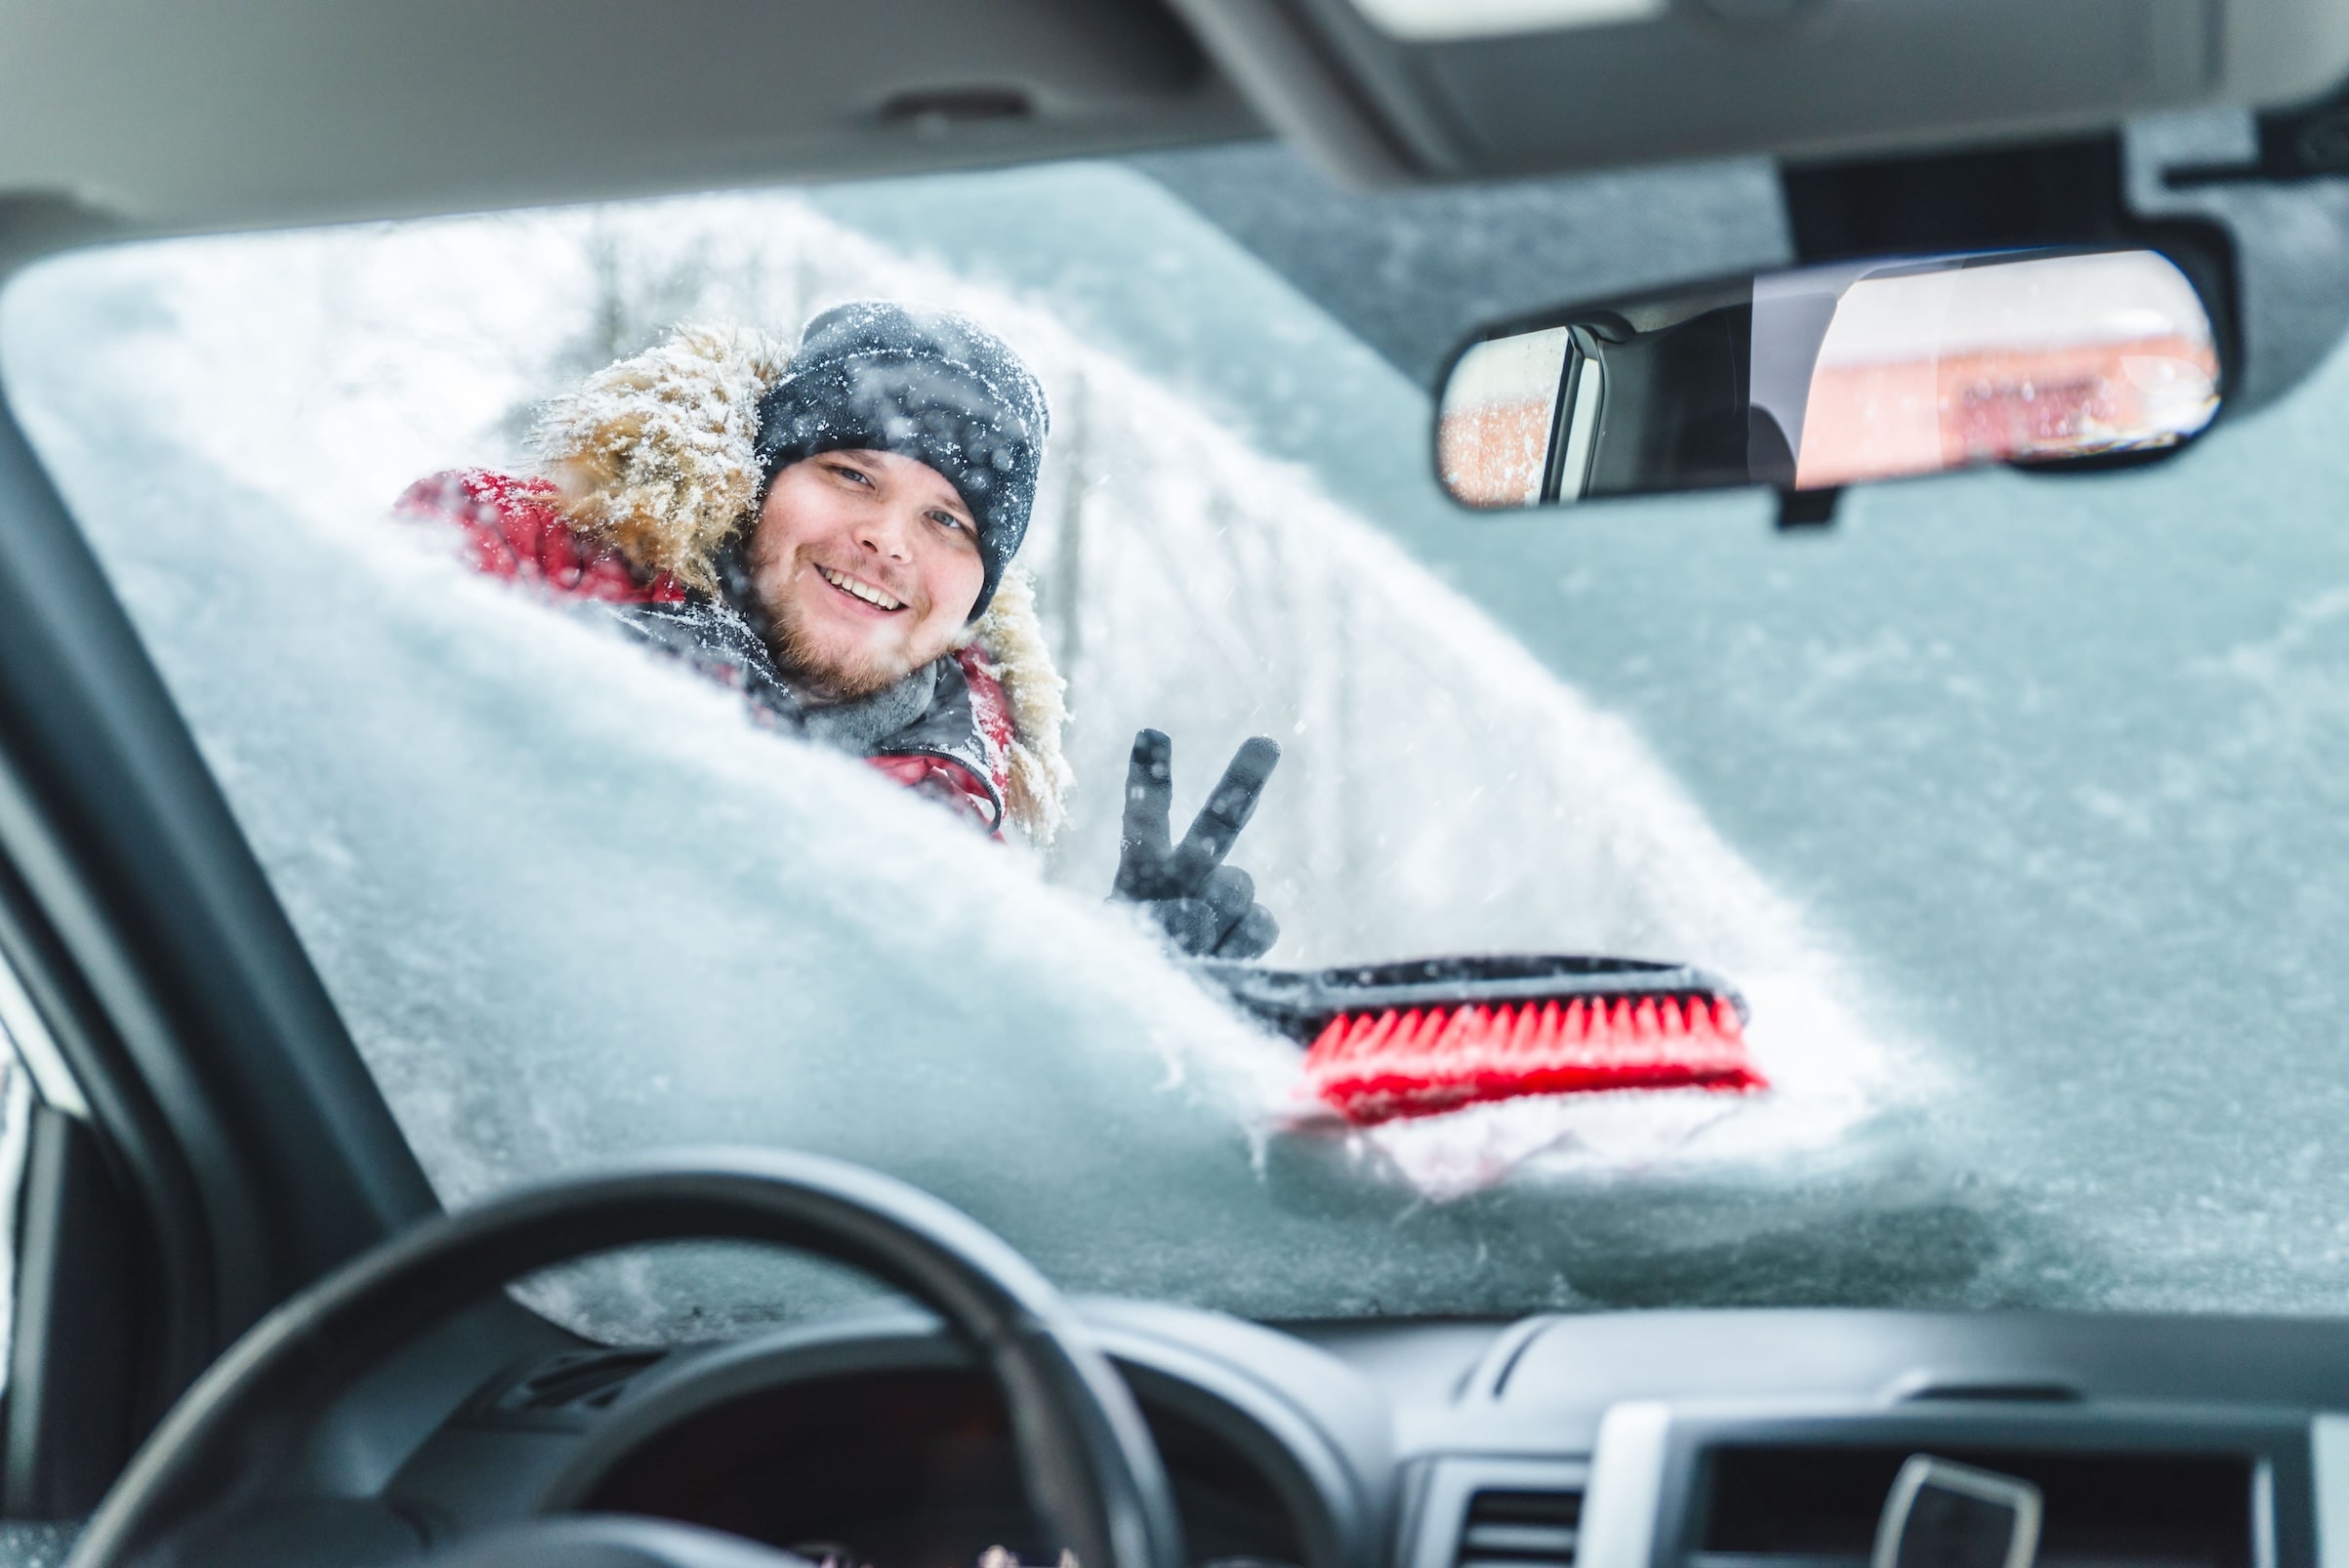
[739,536,926,704]
[764,597,920,705]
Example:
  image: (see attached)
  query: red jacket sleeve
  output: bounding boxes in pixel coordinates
[392,470,685,604]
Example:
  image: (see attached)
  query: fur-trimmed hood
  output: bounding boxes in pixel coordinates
[527,325,1071,842]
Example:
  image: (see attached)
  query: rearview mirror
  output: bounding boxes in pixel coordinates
[1436,249,2221,511]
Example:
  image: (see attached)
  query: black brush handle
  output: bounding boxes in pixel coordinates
[1191,952,1750,1042]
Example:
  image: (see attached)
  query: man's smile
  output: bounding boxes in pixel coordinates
[812,562,907,613]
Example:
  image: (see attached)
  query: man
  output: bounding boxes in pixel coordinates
[397,301,1279,959]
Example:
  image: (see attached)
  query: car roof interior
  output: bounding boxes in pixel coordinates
[0,0,1253,247]
[3,0,2349,246]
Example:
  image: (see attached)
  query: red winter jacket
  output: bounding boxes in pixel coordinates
[394,470,1018,833]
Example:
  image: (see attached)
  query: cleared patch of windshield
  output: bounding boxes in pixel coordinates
[2,158,2346,1332]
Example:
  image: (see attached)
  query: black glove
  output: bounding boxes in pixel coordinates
[1112,729,1281,960]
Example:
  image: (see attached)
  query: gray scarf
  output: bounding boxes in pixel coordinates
[606,598,943,758]
[798,659,941,756]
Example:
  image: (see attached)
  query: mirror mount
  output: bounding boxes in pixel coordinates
[1775,487,1839,531]
[2165,71,2349,188]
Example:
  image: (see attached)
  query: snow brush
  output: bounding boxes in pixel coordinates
[1193,955,1763,1126]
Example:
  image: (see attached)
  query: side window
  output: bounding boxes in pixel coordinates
[0,952,139,1525]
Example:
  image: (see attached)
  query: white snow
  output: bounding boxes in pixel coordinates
[0,180,1906,1336]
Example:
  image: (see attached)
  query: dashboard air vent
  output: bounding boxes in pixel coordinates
[1455,1488,1583,1568]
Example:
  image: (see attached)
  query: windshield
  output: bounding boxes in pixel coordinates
[4,152,2347,1335]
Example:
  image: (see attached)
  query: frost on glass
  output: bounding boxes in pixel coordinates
[0,177,1986,1339]
[1439,327,1572,508]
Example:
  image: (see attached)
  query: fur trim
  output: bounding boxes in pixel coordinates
[529,324,787,594]
[531,324,1070,829]
[969,568,1072,845]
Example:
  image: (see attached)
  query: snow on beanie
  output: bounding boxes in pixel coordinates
[756,302,1049,621]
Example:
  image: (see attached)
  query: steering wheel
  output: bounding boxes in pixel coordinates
[65,1151,1188,1568]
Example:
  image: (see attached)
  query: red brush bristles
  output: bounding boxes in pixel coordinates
[1301,992,1765,1126]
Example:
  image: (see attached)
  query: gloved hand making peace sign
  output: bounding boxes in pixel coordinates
[1111,729,1282,961]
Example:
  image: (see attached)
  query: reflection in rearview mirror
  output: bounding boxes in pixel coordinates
[1437,249,2221,511]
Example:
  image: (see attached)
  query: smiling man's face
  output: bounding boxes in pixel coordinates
[746,447,987,702]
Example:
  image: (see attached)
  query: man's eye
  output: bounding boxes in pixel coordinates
[829,464,873,486]
[929,511,968,532]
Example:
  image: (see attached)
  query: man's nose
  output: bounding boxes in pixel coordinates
[854,507,916,561]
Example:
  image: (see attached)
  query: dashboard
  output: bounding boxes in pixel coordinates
[382,1305,2349,1568]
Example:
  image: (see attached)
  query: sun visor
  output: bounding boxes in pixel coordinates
[1166,0,2349,182]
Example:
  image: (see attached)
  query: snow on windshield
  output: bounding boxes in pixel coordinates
[4,177,1924,1336]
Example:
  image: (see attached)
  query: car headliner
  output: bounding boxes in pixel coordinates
[0,0,1251,249]
[6,0,2349,257]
